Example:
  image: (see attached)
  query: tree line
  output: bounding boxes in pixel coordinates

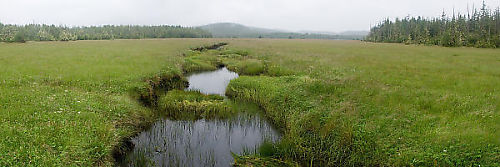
[366,2,500,48]
[256,32,365,40]
[0,24,212,42]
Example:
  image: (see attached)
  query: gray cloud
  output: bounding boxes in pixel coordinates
[1,0,499,32]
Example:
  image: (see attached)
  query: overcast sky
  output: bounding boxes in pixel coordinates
[1,0,499,32]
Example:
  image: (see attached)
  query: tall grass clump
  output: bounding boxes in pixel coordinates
[232,153,298,167]
[227,75,382,166]
[190,42,228,51]
[157,90,234,120]
[220,49,250,57]
[225,59,266,75]
[130,68,188,106]
[182,55,222,73]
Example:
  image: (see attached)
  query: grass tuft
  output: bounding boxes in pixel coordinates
[157,90,234,120]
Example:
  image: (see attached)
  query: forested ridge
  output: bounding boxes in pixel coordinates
[199,22,368,40]
[0,24,212,42]
[367,2,500,48]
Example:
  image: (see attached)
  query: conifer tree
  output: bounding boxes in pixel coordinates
[367,2,500,48]
[0,24,212,42]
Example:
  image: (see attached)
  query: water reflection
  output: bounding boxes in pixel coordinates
[120,68,280,167]
[122,112,280,167]
[186,67,238,96]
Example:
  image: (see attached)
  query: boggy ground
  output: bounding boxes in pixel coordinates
[0,39,499,166]
[225,39,500,166]
[134,39,500,166]
[0,39,218,166]
[117,42,296,166]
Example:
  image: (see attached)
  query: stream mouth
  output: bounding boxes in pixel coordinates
[119,67,281,167]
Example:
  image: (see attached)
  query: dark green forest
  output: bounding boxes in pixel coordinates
[0,24,212,42]
[366,3,500,48]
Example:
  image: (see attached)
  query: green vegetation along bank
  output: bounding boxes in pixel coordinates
[0,39,217,166]
[0,39,499,166]
[224,39,499,166]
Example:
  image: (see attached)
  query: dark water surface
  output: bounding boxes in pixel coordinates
[123,112,280,167]
[121,68,280,167]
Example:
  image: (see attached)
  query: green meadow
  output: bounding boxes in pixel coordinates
[0,39,215,166]
[0,39,499,166]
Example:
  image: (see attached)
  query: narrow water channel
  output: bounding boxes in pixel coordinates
[186,67,239,96]
[120,67,281,167]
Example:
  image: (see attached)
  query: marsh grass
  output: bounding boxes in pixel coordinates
[130,69,189,106]
[142,40,500,166]
[232,153,298,167]
[224,39,500,166]
[227,75,381,166]
[2,39,499,166]
[225,59,266,75]
[182,54,222,73]
[190,42,228,52]
[157,90,234,120]
[182,45,293,77]
[0,39,223,166]
[220,49,250,57]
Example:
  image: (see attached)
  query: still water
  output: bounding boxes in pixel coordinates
[186,67,239,96]
[120,67,280,167]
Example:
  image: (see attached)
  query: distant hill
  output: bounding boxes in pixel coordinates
[198,23,280,38]
[199,23,367,40]
[338,31,369,36]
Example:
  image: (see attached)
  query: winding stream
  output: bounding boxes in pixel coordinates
[120,67,281,167]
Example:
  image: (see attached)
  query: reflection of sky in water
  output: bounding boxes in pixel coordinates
[186,67,238,96]
[121,68,281,167]
[124,114,281,167]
